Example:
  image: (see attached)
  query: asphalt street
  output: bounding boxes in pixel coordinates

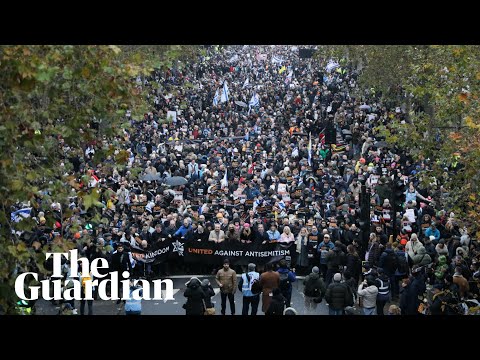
[35,276,373,315]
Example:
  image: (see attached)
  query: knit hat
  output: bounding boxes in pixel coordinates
[283,307,298,315]
[312,266,319,274]
[333,273,342,282]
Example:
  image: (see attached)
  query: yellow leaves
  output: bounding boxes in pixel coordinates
[67,175,81,190]
[25,172,37,181]
[81,67,91,78]
[109,45,121,55]
[22,48,31,56]
[11,179,23,191]
[465,116,480,129]
[476,72,480,80]
[125,64,140,77]
[452,47,463,57]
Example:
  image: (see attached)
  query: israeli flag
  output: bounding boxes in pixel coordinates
[213,89,220,106]
[242,77,250,89]
[248,92,260,114]
[11,208,32,223]
[325,59,340,73]
[220,81,229,103]
[272,55,284,64]
[285,69,293,85]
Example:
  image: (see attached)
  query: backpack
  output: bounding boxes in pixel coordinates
[304,277,321,298]
[396,253,409,274]
[251,279,262,295]
[279,271,290,292]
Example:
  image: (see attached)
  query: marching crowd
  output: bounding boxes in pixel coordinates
[15,45,480,315]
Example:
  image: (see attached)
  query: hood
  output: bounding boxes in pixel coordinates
[417,246,426,255]
[185,277,201,289]
[309,273,320,280]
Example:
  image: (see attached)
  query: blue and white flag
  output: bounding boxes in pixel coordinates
[272,55,284,64]
[242,77,249,89]
[248,92,260,114]
[325,59,340,73]
[11,208,32,223]
[220,81,229,103]
[285,69,293,85]
[213,89,220,106]
[308,132,312,167]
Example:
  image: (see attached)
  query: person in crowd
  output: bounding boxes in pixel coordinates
[19,45,474,317]
[183,277,206,315]
[325,273,350,315]
[276,259,296,308]
[303,266,326,314]
[259,262,280,314]
[238,263,260,315]
[215,259,237,315]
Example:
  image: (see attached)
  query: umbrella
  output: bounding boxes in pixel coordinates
[235,101,248,108]
[359,104,371,111]
[139,173,162,181]
[374,141,390,148]
[163,176,188,186]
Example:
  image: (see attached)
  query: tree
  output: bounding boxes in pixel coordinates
[317,45,480,237]
[0,45,199,313]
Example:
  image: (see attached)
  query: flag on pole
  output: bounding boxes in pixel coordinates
[11,208,32,223]
[221,169,228,189]
[220,81,229,103]
[248,92,260,114]
[213,89,220,106]
[308,132,312,166]
[242,77,249,89]
[285,69,293,85]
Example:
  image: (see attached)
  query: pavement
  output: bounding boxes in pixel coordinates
[35,276,393,315]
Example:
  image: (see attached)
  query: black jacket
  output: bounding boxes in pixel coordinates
[325,282,349,310]
[111,251,132,272]
[184,280,206,315]
[265,290,286,316]
[201,284,215,309]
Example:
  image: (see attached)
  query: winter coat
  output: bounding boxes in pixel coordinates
[216,268,237,294]
[259,270,280,313]
[265,290,286,316]
[201,284,215,309]
[357,284,378,309]
[325,282,349,310]
[303,273,326,299]
[184,279,206,315]
[412,246,432,266]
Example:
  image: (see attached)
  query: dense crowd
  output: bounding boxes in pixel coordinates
[14,45,480,315]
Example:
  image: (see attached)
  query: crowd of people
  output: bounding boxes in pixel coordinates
[15,45,480,315]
